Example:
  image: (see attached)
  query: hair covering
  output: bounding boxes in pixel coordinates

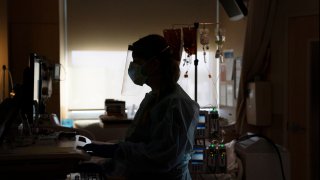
[132,34,170,60]
[130,34,181,92]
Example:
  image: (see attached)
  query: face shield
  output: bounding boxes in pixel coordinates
[121,45,151,96]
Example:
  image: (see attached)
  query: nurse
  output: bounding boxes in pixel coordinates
[85,34,199,180]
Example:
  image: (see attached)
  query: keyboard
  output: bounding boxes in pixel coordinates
[67,172,104,180]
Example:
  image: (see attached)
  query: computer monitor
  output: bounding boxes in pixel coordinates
[21,53,43,124]
[31,54,42,105]
[0,54,41,139]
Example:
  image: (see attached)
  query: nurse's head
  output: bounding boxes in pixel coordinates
[129,34,180,93]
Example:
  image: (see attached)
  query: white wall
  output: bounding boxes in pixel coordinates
[67,0,218,51]
[0,0,8,102]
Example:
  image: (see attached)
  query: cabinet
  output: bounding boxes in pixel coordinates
[7,0,60,117]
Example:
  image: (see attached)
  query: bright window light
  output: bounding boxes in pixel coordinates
[66,50,218,119]
[178,51,218,107]
[68,50,149,112]
[71,51,124,67]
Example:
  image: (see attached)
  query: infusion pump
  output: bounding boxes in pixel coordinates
[189,143,227,175]
[191,109,227,175]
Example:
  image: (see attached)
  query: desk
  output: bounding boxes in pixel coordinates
[0,139,90,179]
[101,119,132,128]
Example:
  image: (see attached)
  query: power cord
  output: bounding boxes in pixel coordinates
[2,65,6,101]
[1,65,15,100]
[236,134,286,180]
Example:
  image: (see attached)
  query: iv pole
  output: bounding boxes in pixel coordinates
[169,23,200,102]
[170,21,216,103]
[170,0,220,103]
[194,22,199,102]
[197,0,220,103]
[194,0,220,102]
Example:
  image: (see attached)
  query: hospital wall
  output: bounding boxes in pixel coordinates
[0,0,8,101]
[2,0,319,146]
[1,1,319,179]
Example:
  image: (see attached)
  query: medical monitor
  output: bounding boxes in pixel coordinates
[189,145,207,174]
[198,113,206,123]
[195,111,209,139]
[191,152,204,162]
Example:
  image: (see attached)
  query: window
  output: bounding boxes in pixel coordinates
[62,0,219,120]
[66,50,218,119]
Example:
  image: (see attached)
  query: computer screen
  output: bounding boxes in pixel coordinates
[32,58,41,103]
[21,53,43,123]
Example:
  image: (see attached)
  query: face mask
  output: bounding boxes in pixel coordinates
[128,62,148,86]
